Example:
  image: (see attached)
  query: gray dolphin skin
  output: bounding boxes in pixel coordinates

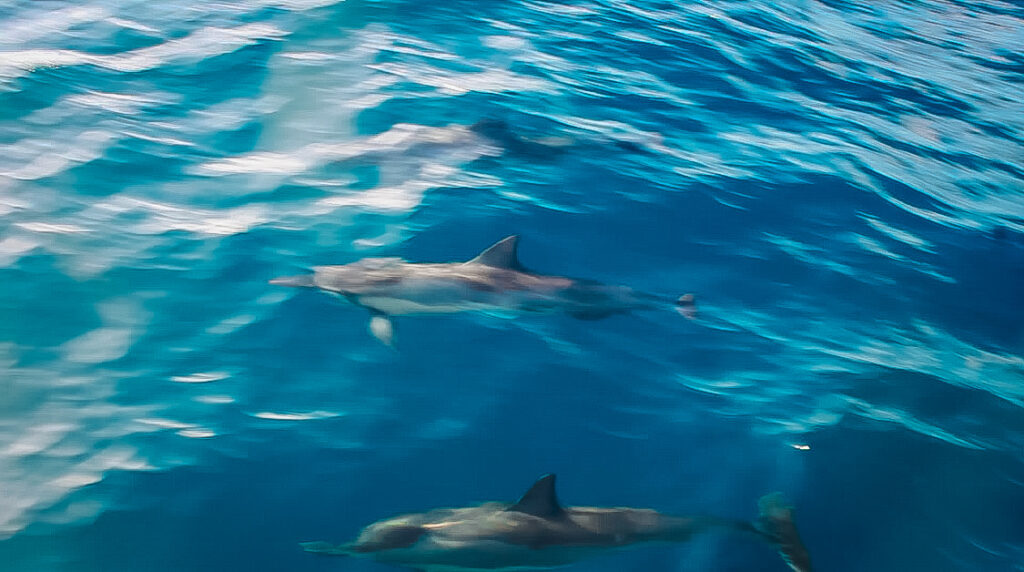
[270,235,696,345]
[301,474,813,572]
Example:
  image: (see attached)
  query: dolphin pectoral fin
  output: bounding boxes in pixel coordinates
[368,312,395,347]
[300,541,351,556]
[756,493,813,572]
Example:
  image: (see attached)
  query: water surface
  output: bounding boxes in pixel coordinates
[1,1,1023,570]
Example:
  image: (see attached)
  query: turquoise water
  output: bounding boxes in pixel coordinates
[1,1,1023,570]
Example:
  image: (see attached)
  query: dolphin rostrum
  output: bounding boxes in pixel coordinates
[301,473,813,572]
[270,235,696,345]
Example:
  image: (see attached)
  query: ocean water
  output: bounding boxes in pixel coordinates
[1,0,1023,570]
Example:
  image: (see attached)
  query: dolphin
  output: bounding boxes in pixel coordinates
[270,235,695,345]
[301,473,813,572]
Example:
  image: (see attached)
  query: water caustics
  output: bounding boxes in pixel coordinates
[0,0,1022,570]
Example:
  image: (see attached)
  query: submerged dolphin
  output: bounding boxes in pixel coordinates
[271,235,695,345]
[301,474,813,572]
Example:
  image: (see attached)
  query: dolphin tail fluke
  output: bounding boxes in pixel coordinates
[755,493,813,572]
[675,293,697,319]
[270,274,315,288]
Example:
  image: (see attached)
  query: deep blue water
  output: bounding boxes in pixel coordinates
[1,1,1023,570]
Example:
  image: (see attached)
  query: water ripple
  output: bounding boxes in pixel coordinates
[0,1,1021,568]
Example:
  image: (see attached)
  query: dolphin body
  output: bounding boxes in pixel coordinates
[271,235,695,345]
[301,474,813,572]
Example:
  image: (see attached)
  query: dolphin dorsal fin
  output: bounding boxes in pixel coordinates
[508,474,564,518]
[467,235,523,270]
